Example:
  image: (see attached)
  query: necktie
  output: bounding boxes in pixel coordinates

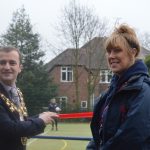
[10,87,20,107]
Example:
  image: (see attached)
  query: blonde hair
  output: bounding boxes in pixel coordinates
[105,24,140,57]
[50,98,56,103]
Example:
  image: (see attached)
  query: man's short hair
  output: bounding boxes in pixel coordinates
[0,46,22,63]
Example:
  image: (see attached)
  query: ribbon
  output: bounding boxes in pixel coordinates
[59,112,93,119]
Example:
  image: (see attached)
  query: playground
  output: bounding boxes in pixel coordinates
[27,122,92,150]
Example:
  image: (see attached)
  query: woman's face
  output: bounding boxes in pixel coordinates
[106,46,135,76]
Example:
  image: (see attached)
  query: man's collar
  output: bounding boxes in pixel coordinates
[0,81,16,92]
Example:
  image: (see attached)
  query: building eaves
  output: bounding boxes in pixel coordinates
[45,37,150,72]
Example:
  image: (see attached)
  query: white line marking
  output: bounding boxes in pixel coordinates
[27,131,49,146]
[60,140,67,150]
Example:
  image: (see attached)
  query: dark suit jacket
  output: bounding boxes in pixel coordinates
[0,83,46,150]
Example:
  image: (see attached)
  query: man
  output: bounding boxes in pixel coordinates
[0,46,58,150]
[48,98,61,131]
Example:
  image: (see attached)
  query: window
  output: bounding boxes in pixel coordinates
[61,66,73,82]
[81,101,87,108]
[58,97,68,110]
[100,70,113,83]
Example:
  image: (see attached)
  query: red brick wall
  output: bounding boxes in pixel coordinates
[49,66,109,107]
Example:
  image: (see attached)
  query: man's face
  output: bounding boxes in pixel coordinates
[0,50,22,86]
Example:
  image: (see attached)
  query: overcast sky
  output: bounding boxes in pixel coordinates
[0,0,150,61]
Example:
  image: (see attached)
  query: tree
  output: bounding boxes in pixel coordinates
[145,55,150,74]
[140,32,150,50]
[56,0,108,111]
[0,7,57,115]
[140,32,150,73]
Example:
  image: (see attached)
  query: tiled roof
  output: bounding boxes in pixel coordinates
[46,37,150,72]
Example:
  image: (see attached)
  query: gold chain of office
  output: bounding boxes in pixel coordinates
[0,88,28,146]
[0,88,28,117]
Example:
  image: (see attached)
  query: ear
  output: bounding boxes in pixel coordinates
[131,48,137,57]
[19,64,23,73]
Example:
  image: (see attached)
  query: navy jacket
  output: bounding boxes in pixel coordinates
[86,60,150,150]
[0,83,46,150]
[48,103,58,112]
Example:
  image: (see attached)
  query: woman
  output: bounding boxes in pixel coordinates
[48,98,61,131]
[86,24,150,150]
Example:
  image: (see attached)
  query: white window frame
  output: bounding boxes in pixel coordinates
[81,101,87,108]
[58,96,68,108]
[61,66,73,82]
[100,70,113,83]
[91,94,95,108]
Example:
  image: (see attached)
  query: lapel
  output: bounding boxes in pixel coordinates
[0,83,10,98]
[0,83,20,120]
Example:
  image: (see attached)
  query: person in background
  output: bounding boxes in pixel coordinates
[48,98,61,131]
[86,24,150,150]
[0,46,58,150]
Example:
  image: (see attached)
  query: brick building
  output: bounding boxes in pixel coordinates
[46,37,150,112]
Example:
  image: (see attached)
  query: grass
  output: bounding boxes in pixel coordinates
[27,122,92,150]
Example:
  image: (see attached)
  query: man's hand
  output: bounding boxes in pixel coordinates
[39,112,58,125]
